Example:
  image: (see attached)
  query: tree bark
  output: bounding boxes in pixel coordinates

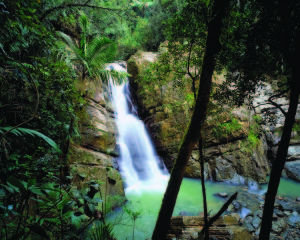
[151,1,230,239]
[259,62,300,239]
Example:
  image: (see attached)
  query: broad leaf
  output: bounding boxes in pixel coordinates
[7,176,26,192]
[62,200,75,214]
[28,179,36,187]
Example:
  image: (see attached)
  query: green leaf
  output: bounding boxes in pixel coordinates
[62,201,74,214]
[28,179,36,187]
[7,176,26,192]
[29,187,45,196]
[71,212,84,227]
[0,189,6,197]
[30,197,44,203]
[0,184,16,193]
[78,173,86,181]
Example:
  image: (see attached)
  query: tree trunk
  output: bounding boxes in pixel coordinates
[259,62,300,239]
[151,1,230,239]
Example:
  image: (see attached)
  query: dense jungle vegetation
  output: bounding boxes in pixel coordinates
[0,0,299,239]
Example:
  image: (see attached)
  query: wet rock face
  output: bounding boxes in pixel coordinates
[69,82,125,211]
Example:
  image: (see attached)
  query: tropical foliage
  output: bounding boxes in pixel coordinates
[58,13,117,82]
[0,175,111,240]
[2,0,299,239]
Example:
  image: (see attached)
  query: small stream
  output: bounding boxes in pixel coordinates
[107,63,300,239]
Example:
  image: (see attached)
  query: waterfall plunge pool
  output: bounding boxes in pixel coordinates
[106,177,300,240]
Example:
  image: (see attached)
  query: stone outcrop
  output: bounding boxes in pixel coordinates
[69,82,125,211]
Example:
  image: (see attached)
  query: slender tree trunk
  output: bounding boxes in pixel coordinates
[151,1,230,239]
[199,133,209,240]
[259,63,300,239]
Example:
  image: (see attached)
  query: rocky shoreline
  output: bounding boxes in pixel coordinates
[217,187,300,239]
[168,184,300,239]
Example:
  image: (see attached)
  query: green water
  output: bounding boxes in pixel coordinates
[107,178,238,240]
[107,177,300,240]
[262,177,300,198]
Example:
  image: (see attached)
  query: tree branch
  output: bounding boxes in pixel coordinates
[266,88,290,116]
[40,4,121,21]
[253,88,290,116]
[186,40,197,100]
[199,191,238,236]
[268,97,287,117]
[269,88,290,101]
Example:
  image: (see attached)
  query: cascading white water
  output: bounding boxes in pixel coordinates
[108,63,168,193]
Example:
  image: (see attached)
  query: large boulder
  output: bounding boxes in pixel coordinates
[284,160,300,182]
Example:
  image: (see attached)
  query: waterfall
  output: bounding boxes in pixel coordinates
[108,63,168,193]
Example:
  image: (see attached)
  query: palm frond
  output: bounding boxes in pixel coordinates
[80,13,89,37]
[0,127,61,153]
[88,37,117,67]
